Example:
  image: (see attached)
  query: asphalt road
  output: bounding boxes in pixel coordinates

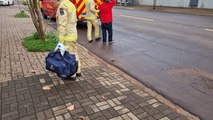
[48,7,213,120]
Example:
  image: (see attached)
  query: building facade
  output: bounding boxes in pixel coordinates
[135,0,213,9]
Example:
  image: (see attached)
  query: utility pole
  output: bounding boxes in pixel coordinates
[153,0,157,10]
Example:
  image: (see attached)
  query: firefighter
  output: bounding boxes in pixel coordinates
[85,0,101,43]
[56,0,81,80]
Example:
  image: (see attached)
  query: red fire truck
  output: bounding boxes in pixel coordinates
[40,0,102,21]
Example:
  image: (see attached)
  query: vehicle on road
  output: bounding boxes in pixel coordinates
[40,0,102,23]
[0,0,14,5]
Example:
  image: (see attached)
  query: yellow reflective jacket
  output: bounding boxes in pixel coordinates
[85,0,99,20]
[56,0,77,41]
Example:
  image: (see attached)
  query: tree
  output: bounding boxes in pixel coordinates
[24,0,45,40]
[17,0,22,13]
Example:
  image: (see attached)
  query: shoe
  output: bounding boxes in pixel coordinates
[88,40,93,43]
[62,76,76,81]
[95,37,101,41]
[109,40,114,44]
[76,73,81,77]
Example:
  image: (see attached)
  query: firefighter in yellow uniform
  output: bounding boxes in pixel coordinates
[56,0,81,80]
[85,0,101,43]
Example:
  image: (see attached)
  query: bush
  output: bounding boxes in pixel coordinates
[14,11,29,18]
[23,32,58,52]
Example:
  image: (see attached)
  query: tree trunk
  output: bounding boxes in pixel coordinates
[17,0,22,13]
[34,0,45,40]
[27,0,46,40]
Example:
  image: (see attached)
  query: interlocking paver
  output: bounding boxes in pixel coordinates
[90,105,100,113]
[63,112,73,120]
[0,3,193,120]
[89,111,104,119]
[36,111,45,120]
[137,112,150,119]
[44,109,54,119]
[20,114,36,120]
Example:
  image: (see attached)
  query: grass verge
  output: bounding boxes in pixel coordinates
[23,32,58,52]
[14,12,29,18]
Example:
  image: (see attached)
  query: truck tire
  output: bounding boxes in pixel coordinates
[41,9,48,19]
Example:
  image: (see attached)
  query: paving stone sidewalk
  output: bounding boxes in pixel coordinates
[0,4,195,120]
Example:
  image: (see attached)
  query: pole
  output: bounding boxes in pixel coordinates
[153,0,156,10]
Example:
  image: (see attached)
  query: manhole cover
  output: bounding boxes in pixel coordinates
[168,68,213,94]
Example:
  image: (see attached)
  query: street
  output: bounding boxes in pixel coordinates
[48,7,213,120]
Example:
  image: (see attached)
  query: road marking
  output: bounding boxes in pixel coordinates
[204,28,213,32]
[48,22,56,25]
[126,8,135,10]
[119,14,154,22]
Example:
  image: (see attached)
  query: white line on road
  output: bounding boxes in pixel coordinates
[48,22,56,25]
[204,28,213,32]
[126,8,135,10]
[119,14,154,22]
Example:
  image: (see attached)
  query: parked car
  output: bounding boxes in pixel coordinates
[0,0,14,5]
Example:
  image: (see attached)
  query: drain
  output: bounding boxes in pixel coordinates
[167,67,213,94]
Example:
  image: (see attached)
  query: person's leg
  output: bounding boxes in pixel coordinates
[101,23,107,43]
[91,19,100,40]
[64,41,81,79]
[108,22,113,43]
[87,20,93,42]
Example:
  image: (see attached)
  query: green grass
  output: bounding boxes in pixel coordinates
[14,12,29,18]
[23,32,58,52]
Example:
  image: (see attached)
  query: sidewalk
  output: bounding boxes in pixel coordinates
[0,4,198,120]
[115,5,213,17]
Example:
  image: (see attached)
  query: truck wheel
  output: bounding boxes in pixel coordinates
[41,9,48,19]
[7,1,10,6]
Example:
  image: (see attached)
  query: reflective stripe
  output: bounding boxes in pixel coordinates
[64,34,77,41]
[60,34,77,41]
[64,0,76,14]
[59,35,65,41]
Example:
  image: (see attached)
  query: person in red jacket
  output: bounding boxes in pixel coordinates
[99,0,116,44]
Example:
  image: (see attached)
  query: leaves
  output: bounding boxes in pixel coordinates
[67,105,75,111]
[42,85,51,90]
[31,70,36,73]
[78,116,87,120]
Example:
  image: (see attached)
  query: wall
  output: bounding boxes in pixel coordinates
[136,0,213,9]
[198,0,213,8]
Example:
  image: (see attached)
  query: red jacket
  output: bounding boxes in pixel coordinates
[99,0,116,23]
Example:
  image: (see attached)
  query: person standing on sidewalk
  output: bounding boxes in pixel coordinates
[99,0,116,44]
[85,0,101,43]
[56,0,81,80]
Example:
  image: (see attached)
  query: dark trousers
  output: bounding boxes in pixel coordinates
[101,22,113,43]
